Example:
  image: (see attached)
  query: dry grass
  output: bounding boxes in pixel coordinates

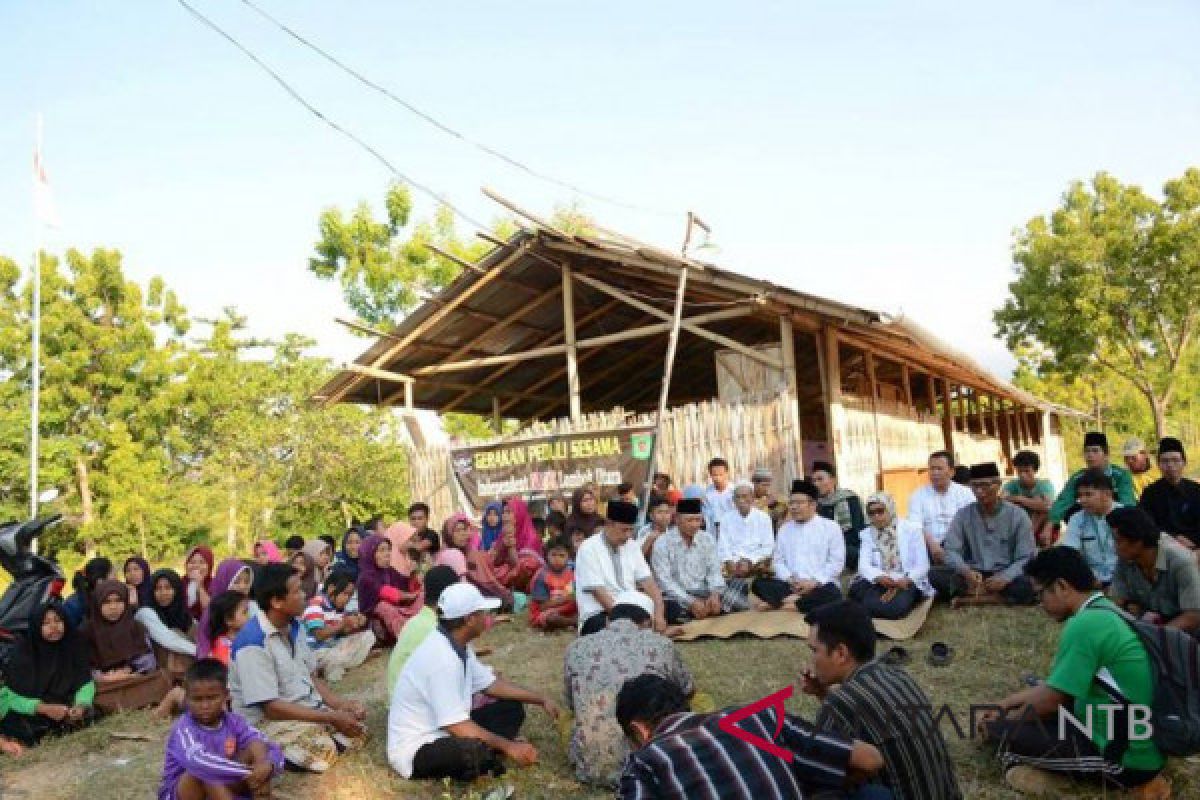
[2,604,1198,799]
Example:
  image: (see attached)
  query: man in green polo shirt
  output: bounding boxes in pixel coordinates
[980,547,1168,797]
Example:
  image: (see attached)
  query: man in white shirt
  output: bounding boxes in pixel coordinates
[751,479,845,613]
[387,583,560,782]
[906,450,975,564]
[704,457,736,535]
[574,500,670,636]
[718,482,775,580]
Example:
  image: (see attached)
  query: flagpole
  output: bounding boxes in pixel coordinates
[30,114,42,520]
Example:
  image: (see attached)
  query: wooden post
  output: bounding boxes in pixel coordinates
[404,381,414,411]
[901,363,914,409]
[1017,406,1032,445]
[940,379,955,452]
[491,396,502,433]
[779,315,802,482]
[562,265,582,422]
[822,326,844,472]
[864,350,885,490]
[994,396,1012,467]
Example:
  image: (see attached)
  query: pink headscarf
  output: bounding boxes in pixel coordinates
[506,497,543,556]
[254,540,282,564]
[443,512,483,552]
[384,522,416,575]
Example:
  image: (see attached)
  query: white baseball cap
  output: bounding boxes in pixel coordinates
[438,582,502,619]
[613,590,655,617]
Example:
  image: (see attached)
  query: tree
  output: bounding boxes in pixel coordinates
[308,183,504,327]
[995,169,1200,440]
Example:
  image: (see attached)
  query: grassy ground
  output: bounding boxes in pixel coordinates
[2,604,1198,799]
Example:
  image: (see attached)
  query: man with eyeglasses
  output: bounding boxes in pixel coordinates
[1139,437,1200,550]
[931,462,1036,608]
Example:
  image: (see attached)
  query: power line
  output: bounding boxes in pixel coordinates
[176,0,491,232]
[238,0,678,219]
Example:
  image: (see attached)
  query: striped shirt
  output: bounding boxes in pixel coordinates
[617,706,852,800]
[815,661,962,800]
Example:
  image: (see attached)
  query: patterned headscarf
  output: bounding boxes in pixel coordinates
[866,491,902,573]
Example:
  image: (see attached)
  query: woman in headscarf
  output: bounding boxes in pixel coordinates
[487,498,544,596]
[479,502,504,551]
[194,558,255,659]
[180,545,215,621]
[123,556,153,608]
[439,513,511,607]
[61,557,113,629]
[252,539,283,566]
[0,601,95,746]
[332,527,363,581]
[80,581,171,713]
[356,534,423,644]
[132,569,196,657]
[564,487,602,540]
[848,491,933,620]
[303,538,335,587]
[290,548,319,600]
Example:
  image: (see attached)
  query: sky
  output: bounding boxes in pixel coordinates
[3,1,1198,386]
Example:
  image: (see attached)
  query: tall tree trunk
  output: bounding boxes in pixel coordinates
[136,511,148,558]
[1150,394,1169,442]
[227,487,238,552]
[75,455,95,556]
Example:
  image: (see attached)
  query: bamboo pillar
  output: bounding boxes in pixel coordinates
[822,326,844,472]
[901,363,914,409]
[491,396,502,433]
[779,315,803,481]
[864,350,885,490]
[940,378,955,452]
[562,265,582,422]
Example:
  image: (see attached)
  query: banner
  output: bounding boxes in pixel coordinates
[450,427,655,510]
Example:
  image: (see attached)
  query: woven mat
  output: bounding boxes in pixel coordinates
[675,596,934,642]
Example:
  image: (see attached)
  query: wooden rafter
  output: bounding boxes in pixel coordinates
[569,271,780,368]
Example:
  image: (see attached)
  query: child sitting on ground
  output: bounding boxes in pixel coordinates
[302,573,375,682]
[159,658,283,800]
[528,538,577,631]
[154,590,251,720]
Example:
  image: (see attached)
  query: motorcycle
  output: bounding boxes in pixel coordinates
[0,514,66,671]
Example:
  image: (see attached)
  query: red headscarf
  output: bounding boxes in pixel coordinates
[506,497,544,556]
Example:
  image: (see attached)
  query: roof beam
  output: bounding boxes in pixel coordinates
[322,241,530,406]
[410,305,754,376]
[570,271,782,369]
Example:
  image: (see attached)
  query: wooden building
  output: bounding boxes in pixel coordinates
[317,202,1084,516]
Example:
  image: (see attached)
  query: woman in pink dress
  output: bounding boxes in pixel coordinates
[487,497,544,595]
[355,534,423,645]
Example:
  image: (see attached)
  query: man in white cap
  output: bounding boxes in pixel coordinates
[386,583,560,782]
[1122,436,1157,498]
[563,590,694,788]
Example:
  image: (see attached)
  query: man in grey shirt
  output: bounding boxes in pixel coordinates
[930,462,1036,608]
[230,563,369,772]
[1109,506,1200,633]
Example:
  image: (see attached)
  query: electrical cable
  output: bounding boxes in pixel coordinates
[238,0,678,218]
[177,0,491,233]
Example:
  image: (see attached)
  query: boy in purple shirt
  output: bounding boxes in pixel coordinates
[160,658,283,800]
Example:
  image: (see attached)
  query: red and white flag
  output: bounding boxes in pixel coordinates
[33,128,61,229]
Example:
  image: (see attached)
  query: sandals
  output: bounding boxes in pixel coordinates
[927,641,954,667]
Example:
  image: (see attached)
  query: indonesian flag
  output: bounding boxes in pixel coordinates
[33,135,61,229]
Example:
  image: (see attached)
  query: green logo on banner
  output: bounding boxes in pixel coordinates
[630,433,654,459]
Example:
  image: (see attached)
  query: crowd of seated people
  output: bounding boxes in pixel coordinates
[3,435,1195,799]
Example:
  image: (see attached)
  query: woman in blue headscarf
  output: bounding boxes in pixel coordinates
[479,502,504,551]
[333,526,364,581]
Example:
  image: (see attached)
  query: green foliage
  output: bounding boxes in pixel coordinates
[996,168,1200,438]
[0,248,409,563]
[308,183,507,327]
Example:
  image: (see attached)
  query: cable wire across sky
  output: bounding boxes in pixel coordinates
[237,0,677,218]
[177,0,492,233]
